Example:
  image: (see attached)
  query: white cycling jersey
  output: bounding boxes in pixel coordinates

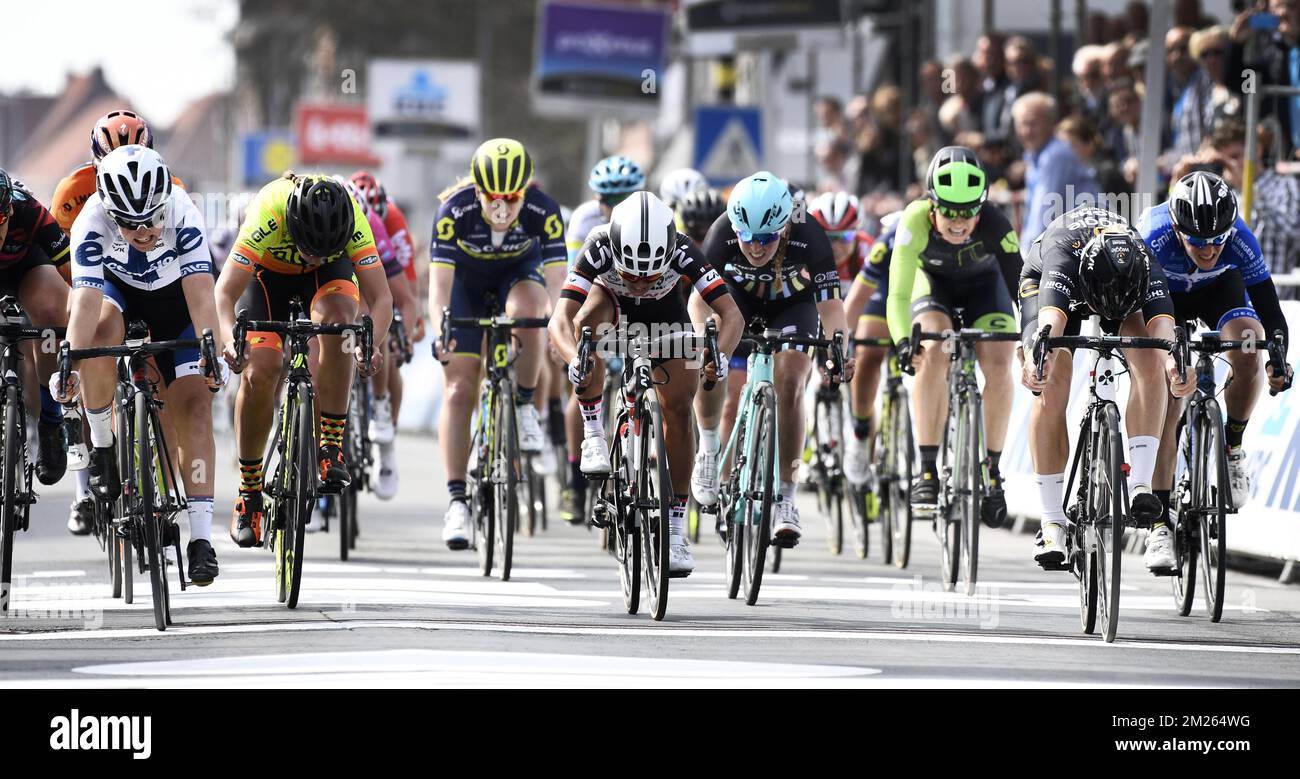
[565,199,606,267]
[70,188,211,293]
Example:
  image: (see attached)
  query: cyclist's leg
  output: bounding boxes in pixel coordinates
[18,260,70,483]
[688,287,746,491]
[76,288,127,500]
[1153,293,1201,511]
[658,355,700,570]
[1117,311,1169,511]
[909,273,955,496]
[1022,288,1075,563]
[570,284,613,474]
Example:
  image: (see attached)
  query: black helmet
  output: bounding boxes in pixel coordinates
[926,146,988,210]
[286,176,355,258]
[0,168,12,215]
[677,188,726,240]
[1078,227,1151,321]
[1167,170,1237,241]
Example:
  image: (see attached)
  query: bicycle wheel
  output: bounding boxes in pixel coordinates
[282,384,312,609]
[743,384,777,606]
[641,396,672,620]
[134,392,167,631]
[960,391,983,596]
[1095,404,1125,643]
[937,402,962,593]
[1076,520,1098,633]
[0,386,19,612]
[339,485,357,561]
[889,386,914,569]
[1171,413,1198,616]
[607,426,639,613]
[523,455,539,538]
[494,382,518,582]
[1199,400,1229,622]
[814,395,844,556]
[117,390,135,605]
[107,501,123,599]
[476,397,496,577]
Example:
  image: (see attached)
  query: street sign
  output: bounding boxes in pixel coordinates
[693,106,762,186]
[241,131,295,185]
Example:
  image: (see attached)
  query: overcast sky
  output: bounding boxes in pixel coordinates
[2,0,238,126]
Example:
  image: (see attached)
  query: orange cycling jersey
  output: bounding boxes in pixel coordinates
[229,176,381,275]
[51,162,186,232]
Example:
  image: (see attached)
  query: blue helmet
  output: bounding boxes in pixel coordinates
[727,171,793,239]
[588,155,645,196]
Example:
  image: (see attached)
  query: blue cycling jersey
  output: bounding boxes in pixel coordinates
[1135,204,1268,294]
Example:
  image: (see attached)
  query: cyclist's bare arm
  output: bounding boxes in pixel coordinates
[214,261,254,367]
[548,297,582,366]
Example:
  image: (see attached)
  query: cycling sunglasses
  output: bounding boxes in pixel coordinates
[1182,228,1233,248]
[828,229,857,243]
[478,188,525,204]
[616,267,664,286]
[598,192,632,208]
[734,227,782,245]
[111,205,167,231]
[936,204,982,219]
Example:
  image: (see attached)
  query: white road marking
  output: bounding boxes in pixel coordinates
[25,570,88,579]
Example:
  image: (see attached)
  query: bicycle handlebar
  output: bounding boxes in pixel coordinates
[1267,329,1292,396]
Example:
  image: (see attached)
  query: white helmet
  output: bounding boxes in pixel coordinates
[608,191,677,278]
[96,145,171,221]
[658,168,708,206]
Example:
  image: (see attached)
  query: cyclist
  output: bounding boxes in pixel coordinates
[675,188,727,248]
[0,168,71,490]
[351,170,421,499]
[52,109,183,536]
[809,191,871,294]
[1019,206,1192,570]
[659,168,709,208]
[841,211,902,486]
[216,173,391,548]
[59,145,224,583]
[550,191,742,574]
[431,139,566,550]
[556,155,645,524]
[1137,171,1293,567]
[689,171,855,544]
[886,146,1022,528]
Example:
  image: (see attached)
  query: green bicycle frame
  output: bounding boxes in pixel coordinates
[719,349,779,530]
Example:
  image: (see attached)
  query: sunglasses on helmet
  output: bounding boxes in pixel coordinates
[1181,228,1233,248]
[936,204,982,220]
[734,227,782,245]
[110,205,167,231]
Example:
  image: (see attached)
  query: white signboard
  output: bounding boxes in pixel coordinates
[367,59,479,135]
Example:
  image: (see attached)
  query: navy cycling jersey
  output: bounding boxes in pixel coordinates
[857,224,897,287]
[430,183,567,272]
[1136,205,1268,294]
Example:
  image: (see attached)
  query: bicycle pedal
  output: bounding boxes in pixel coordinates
[771,535,799,549]
[1037,560,1071,572]
[668,569,692,579]
[1149,566,1180,577]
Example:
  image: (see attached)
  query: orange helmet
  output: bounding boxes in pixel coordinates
[91,110,154,161]
[349,171,388,218]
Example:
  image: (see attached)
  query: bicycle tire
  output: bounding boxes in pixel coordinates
[340,486,357,561]
[609,426,640,613]
[1096,403,1124,643]
[108,502,123,599]
[815,394,843,556]
[477,392,496,577]
[1200,399,1228,622]
[1171,413,1198,616]
[961,391,982,596]
[117,390,135,606]
[642,395,671,620]
[136,392,167,631]
[1077,521,1098,633]
[937,397,961,592]
[743,384,777,606]
[0,386,19,612]
[495,381,518,582]
[890,386,914,569]
[523,456,539,538]
[284,383,312,609]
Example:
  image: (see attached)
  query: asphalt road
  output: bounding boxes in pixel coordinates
[2,433,1299,688]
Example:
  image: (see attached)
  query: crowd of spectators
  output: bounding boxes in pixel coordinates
[807,0,1300,288]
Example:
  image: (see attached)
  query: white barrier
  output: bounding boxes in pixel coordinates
[1000,303,1300,565]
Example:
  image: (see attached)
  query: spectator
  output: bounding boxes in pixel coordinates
[1103,81,1143,183]
[1058,115,1130,196]
[1072,45,1110,123]
[1014,92,1101,246]
[1191,25,1241,123]
[1086,11,1113,45]
[815,136,854,193]
[856,85,909,195]
[814,95,846,148]
[1123,1,1151,47]
[974,32,1009,96]
[1103,41,1133,87]
[938,56,982,139]
[1227,0,1300,159]
[1174,0,1217,29]
[1167,26,1216,156]
[989,36,1044,148]
[917,59,949,145]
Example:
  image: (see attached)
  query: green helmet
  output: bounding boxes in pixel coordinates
[926,146,987,210]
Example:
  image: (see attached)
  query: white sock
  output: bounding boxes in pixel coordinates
[1128,435,1158,492]
[1036,472,1067,526]
[76,470,90,501]
[87,405,113,448]
[779,480,796,502]
[579,397,604,437]
[699,426,720,454]
[379,440,397,469]
[188,497,213,542]
[669,500,686,536]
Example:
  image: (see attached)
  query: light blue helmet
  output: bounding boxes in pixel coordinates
[727,171,793,239]
[588,155,645,196]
